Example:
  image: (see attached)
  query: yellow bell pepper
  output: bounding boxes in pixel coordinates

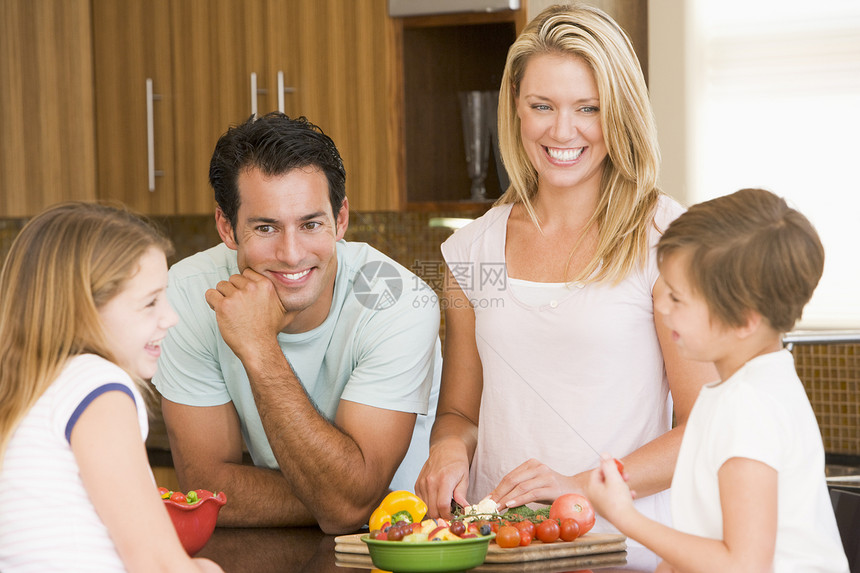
[368,490,428,531]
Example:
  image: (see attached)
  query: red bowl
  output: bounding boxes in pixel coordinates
[163,492,227,556]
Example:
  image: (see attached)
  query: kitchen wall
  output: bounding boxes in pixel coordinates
[1,212,858,459]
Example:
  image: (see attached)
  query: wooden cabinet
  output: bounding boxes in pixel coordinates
[2,1,512,217]
[272,1,403,211]
[395,2,648,209]
[93,0,401,215]
[92,0,174,215]
[93,0,269,215]
[170,0,272,214]
[396,9,527,210]
[0,0,97,217]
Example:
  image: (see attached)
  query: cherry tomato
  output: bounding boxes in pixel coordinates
[157,486,170,499]
[496,525,520,549]
[514,520,536,540]
[536,519,560,543]
[169,491,187,504]
[549,493,596,536]
[518,528,533,546]
[559,518,581,541]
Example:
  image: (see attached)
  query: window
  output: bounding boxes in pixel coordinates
[653,0,860,328]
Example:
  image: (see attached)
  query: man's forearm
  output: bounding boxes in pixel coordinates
[161,397,319,528]
[243,343,388,532]
[203,463,317,527]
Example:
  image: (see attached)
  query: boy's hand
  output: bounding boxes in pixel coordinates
[585,453,637,528]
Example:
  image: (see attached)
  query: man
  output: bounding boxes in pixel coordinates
[152,113,441,534]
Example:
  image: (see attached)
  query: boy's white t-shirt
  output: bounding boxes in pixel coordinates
[672,349,848,572]
[0,354,149,572]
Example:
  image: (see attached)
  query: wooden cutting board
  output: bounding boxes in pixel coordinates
[335,550,628,572]
[334,531,626,564]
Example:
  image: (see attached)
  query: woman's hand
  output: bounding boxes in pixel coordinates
[490,458,582,509]
[415,437,472,519]
[585,454,637,528]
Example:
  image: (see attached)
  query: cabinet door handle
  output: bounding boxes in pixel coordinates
[250,72,269,118]
[277,70,296,113]
[145,78,164,192]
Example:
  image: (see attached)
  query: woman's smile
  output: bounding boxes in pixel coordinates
[545,145,587,164]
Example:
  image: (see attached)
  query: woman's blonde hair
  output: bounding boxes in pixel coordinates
[0,202,172,463]
[497,3,662,284]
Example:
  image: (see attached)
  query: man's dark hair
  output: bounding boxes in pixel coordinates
[209,112,347,230]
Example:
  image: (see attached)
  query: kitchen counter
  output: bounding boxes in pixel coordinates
[195,526,656,572]
[827,460,860,494]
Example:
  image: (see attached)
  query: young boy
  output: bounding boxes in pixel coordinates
[586,188,848,572]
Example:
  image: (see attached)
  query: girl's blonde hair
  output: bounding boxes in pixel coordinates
[0,202,172,463]
[497,3,662,284]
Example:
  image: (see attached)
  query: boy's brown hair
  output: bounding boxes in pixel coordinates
[656,188,824,333]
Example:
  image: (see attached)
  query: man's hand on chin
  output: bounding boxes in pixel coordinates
[205,268,288,355]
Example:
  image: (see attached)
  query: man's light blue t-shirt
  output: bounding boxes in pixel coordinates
[152,241,441,491]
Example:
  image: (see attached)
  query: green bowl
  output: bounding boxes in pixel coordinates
[362,534,494,572]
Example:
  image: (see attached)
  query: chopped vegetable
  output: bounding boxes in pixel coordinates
[368,490,428,532]
[461,495,499,523]
[391,510,414,524]
[503,504,551,522]
[158,487,220,506]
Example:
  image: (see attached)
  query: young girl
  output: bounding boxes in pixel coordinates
[586,188,848,572]
[0,202,222,572]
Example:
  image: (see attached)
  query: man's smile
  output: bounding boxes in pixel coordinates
[273,268,313,283]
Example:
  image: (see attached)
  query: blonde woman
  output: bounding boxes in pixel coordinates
[0,203,221,572]
[416,3,715,562]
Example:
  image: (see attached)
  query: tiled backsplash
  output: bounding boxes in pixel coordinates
[793,343,860,456]
[2,211,858,457]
